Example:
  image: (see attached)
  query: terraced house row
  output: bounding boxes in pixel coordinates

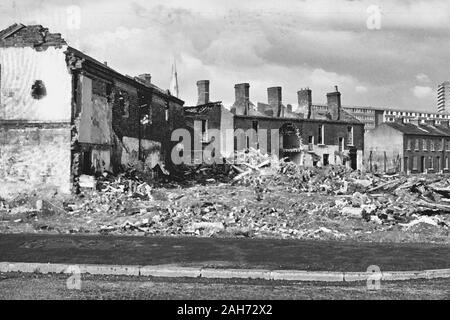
[365,119,450,174]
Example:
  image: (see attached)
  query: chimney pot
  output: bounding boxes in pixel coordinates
[197,80,210,105]
[326,87,341,121]
[297,88,312,119]
[234,83,250,115]
[268,86,282,117]
[137,73,152,87]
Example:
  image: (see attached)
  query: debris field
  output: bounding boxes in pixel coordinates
[1,149,449,243]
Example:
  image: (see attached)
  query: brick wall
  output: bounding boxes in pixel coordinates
[403,135,450,173]
[234,117,364,151]
[0,24,66,50]
[0,46,72,121]
[0,124,71,199]
[234,116,364,168]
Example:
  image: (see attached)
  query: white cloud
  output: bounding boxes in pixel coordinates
[1,0,449,111]
[355,85,368,93]
[412,86,433,98]
[416,73,431,83]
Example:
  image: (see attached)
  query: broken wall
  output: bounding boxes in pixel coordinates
[0,46,72,121]
[78,75,112,145]
[364,123,404,173]
[220,105,234,158]
[120,136,162,169]
[0,46,72,197]
[233,116,364,169]
[0,125,71,199]
[75,74,113,174]
[111,81,173,172]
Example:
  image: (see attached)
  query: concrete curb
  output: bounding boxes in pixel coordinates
[1,262,449,282]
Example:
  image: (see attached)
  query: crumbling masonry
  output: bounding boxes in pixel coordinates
[0,24,184,198]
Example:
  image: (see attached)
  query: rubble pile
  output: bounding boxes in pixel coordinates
[0,149,449,242]
[338,175,450,228]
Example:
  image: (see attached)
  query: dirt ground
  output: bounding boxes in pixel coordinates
[0,272,449,300]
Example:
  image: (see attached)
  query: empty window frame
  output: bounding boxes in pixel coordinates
[347,126,354,146]
[201,119,208,142]
[318,125,324,145]
[338,137,344,152]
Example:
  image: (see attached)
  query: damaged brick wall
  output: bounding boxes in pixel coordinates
[0,27,73,196]
[0,124,71,199]
[0,46,72,121]
[0,24,66,50]
[113,85,185,172]
[364,123,404,173]
[184,104,235,162]
[234,116,364,169]
[1,24,186,195]
[68,51,186,178]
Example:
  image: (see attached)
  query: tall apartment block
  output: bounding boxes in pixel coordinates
[437,81,450,113]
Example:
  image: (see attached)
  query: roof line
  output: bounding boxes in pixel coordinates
[66,46,184,105]
[0,23,25,40]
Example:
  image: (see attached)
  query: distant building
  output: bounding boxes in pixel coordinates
[381,109,450,125]
[437,81,450,113]
[300,94,450,132]
[365,118,450,174]
[184,81,365,170]
[297,88,385,131]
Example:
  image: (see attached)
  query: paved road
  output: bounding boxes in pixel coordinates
[0,272,448,300]
[0,233,449,271]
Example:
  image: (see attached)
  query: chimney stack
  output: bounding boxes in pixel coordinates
[137,73,152,87]
[326,85,341,121]
[297,88,312,119]
[234,83,250,115]
[197,80,210,105]
[268,86,282,117]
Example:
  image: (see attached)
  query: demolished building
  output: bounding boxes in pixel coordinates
[184,81,365,169]
[0,23,185,198]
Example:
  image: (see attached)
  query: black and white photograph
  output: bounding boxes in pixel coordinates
[0,0,449,305]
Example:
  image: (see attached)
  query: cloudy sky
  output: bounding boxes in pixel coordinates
[1,0,449,111]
